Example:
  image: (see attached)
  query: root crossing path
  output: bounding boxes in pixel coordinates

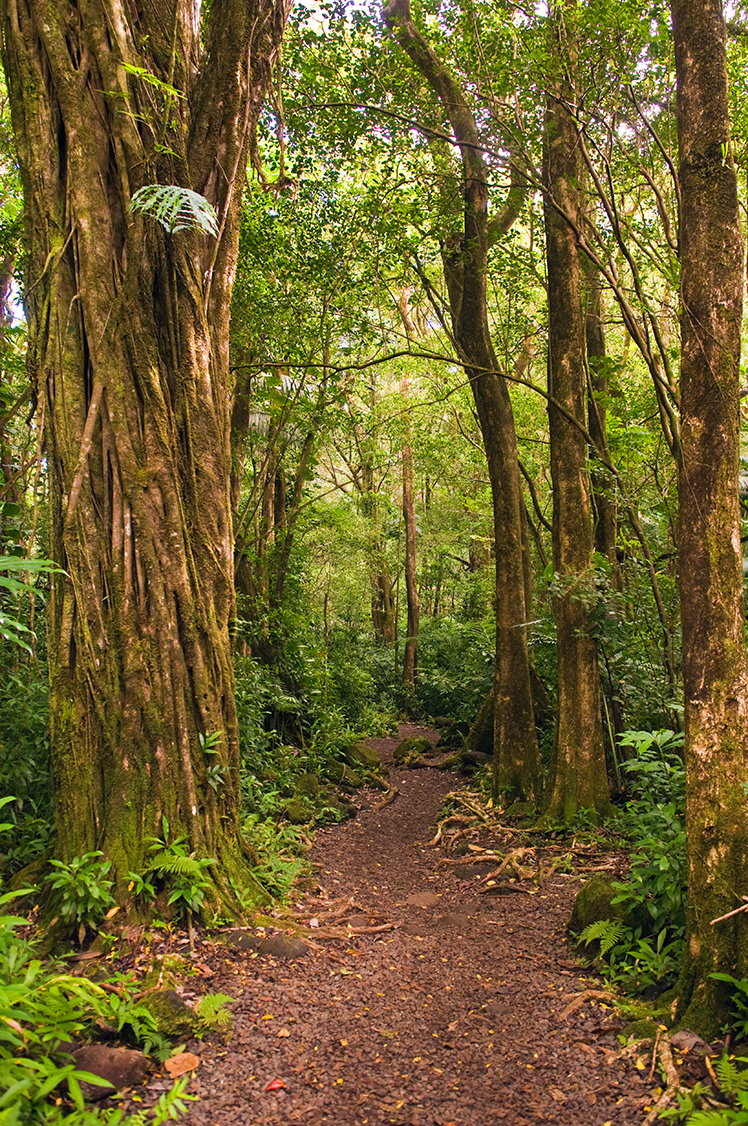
[181,725,652,1126]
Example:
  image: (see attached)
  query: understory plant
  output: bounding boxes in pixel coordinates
[659,1054,748,1124]
[580,729,686,994]
[0,887,192,1124]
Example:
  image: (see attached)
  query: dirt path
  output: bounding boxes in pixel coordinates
[179,725,652,1125]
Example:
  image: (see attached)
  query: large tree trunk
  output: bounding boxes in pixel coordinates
[540,0,610,825]
[384,0,542,803]
[1,0,286,899]
[671,0,748,1036]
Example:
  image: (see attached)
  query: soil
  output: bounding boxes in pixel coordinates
[166,725,655,1125]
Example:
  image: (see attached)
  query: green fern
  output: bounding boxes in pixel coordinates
[716,1056,748,1097]
[130,184,219,236]
[146,851,214,880]
[579,919,627,956]
[197,992,235,1033]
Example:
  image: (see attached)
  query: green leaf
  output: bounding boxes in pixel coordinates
[130,185,219,237]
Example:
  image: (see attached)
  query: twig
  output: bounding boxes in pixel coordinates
[710,896,748,925]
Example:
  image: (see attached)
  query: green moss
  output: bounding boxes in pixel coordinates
[344,742,382,770]
[622,1018,658,1043]
[394,737,432,765]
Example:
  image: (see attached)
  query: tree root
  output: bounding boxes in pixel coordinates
[557,988,617,1020]
[642,1035,690,1125]
[373,786,399,811]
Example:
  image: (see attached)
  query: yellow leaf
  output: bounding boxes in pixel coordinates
[105,906,120,920]
[262,1014,274,1020]
[635,1058,646,1071]
[340,1040,347,1047]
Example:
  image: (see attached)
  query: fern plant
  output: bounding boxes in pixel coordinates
[130,185,219,237]
[678,1057,748,1125]
[142,817,215,919]
[196,992,235,1036]
[579,919,627,956]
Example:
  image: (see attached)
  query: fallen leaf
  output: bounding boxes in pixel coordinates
[265,1078,286,1091]
[164,1052,200,1078]
[277,1028,291,1038]
[261,1013,274,1020]
[105,906,120,919]
[447,1020,459,1032]
[310,918,319,928]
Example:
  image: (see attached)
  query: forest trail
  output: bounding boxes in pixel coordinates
[179,725,652,1126]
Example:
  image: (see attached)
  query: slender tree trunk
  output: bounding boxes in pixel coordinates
[401,415,419,688]
[540,0,610,825]
[384,0,542,802]
[1,0,286,900]
[671,0,748,1036]
[583,257,617,566]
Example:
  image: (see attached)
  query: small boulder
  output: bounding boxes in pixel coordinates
[283,797,310,824]
[257,934,309,959]
[503,800,536,821]
[221,929,258,953]
[294,773,321,798]
[324,761,362,786]
[568,875,646,938]
[394,736,432,766]
[344,742,382,770]
[72,1045,148,1101]
[140,989,197,1040]
[461,749,491,773]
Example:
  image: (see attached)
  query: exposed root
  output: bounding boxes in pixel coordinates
[373,786,399,812]
[437,852,506,868]
[480,846,536,883]
[557,988,617,1020]
[642,1035,690,1125]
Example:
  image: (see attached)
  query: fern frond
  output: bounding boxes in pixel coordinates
[146,852,214,878]
[579,919,627,956]
[197,992,235,1031]
[130,185,219,236]
[716,1054,748,1096]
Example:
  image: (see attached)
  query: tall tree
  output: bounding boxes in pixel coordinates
[1,0,286,896]
[383,0,543,803]
[541,0,610,824]
[671,0,748,1034]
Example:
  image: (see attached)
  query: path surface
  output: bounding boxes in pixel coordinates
[180,725,652,1125]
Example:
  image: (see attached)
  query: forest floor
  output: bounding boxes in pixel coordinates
[173,724,656,1126]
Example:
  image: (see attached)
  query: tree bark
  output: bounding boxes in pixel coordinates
[401,417,419,688]
[384,0,542,803]
[671,0,748,1036]
[1,0,286,900]
[540,0,610,825]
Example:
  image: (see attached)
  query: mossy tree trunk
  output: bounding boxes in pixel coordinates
[384,0,542,803]
[671,0,748,1036]
[1,0,286,901]
[540,0,610,826]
